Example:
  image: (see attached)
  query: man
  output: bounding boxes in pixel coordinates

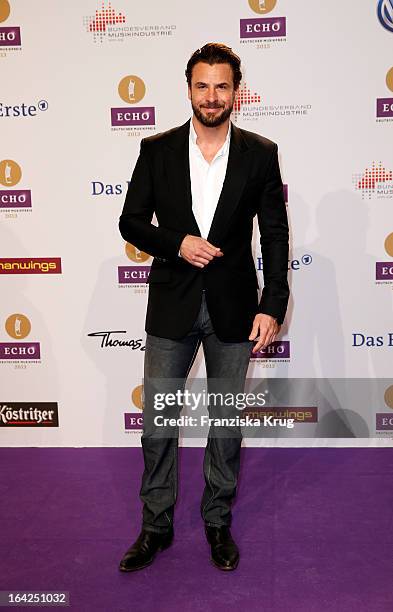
[118,43,289,572]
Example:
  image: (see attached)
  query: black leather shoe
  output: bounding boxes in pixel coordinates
[119,528,174,572]
[205,525,239,571]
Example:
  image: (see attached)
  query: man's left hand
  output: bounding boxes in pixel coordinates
[249,313,280,354]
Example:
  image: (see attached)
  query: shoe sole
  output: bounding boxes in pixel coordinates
[210,557,239,571]
[119,539,173,573]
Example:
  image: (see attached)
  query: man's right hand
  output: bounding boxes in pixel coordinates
[179,235,223,268]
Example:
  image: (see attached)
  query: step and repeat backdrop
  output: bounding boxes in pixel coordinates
[1,0,393,447]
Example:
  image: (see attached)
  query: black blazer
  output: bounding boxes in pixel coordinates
[119,119,289,342]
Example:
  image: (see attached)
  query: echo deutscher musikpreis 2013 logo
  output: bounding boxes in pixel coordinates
[118,242,151,291]
[111,75,156,134]
[124,385,144,432]
[376,67,393,120]
[0,313,41,362]
[375,233,393,282]
[240,0,286,49]
[0,159,32,213]
[0,0,21,52]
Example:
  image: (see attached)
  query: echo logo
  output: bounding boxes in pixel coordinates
[377,67,393,117]
[0,313,40,361]
[0,0,21,47]
[111,75,155,127]
[0,159,32,209]
[376,233,393,280]
[376,384,393,430]
[124,385,144,431]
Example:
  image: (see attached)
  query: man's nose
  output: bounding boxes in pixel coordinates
[206,87,217,102]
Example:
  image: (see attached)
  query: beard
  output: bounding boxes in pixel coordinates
[191,97,235,127]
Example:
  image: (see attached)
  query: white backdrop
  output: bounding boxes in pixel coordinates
[1,0,393,447]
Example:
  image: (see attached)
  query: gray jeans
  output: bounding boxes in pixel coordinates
[140,292,253,533]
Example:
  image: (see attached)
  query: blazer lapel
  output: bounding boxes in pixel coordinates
[163,119,250,243]
[207,123,250,245]
[164,119,201,237]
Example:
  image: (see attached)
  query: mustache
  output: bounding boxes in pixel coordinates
[201,103,225,109]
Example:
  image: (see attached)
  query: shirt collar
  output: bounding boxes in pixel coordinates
[189,119,231,158]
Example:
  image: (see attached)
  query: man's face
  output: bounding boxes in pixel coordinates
[188,62,237,128]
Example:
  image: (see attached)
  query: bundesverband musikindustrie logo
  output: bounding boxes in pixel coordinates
[353,161,393,199]
[83,0,176,44]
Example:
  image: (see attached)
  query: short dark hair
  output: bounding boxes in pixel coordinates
[185,43,242,90]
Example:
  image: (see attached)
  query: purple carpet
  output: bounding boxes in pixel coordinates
[1,448,392,611]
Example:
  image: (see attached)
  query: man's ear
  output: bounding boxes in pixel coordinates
[187,86,191,101]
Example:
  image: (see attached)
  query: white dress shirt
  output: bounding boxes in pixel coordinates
[188,119,231,239]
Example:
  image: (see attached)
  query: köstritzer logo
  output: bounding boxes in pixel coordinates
[0,403,59,427]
